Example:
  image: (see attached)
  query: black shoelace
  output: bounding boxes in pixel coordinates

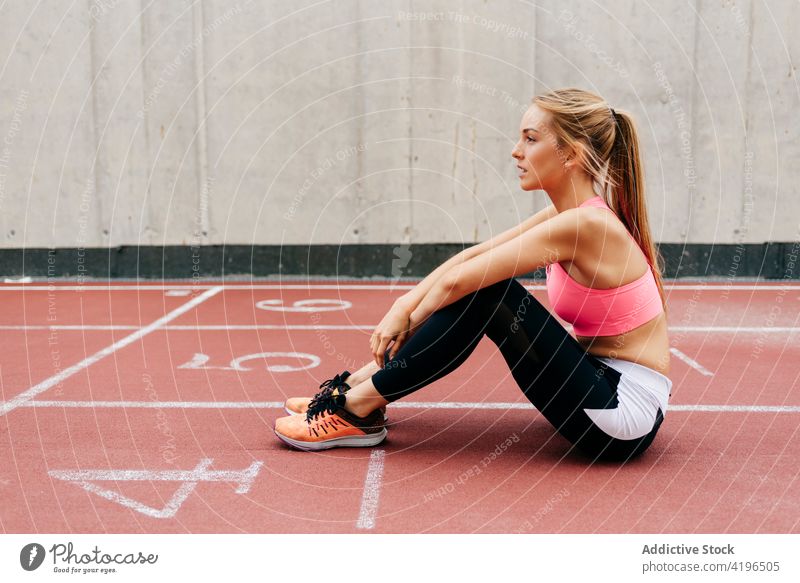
[306,387,347,423]
[305,372,350,422]
[317,372,348,394]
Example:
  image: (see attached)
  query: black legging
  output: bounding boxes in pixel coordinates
[370,277,664,462]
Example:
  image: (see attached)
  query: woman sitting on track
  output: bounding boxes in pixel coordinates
[274,87,673,462]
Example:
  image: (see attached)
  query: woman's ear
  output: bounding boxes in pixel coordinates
[561,142,582,172]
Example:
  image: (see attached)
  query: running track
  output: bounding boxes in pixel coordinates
[0,280,798,533]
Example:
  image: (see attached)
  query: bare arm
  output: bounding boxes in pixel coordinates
[393,204,558,314]
[409,207,584,327]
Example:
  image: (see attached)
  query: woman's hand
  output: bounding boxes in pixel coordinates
[370,302,415,368]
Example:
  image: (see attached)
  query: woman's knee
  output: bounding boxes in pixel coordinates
[573,411,664,462]
[465,277,530,308]
[441,280,511,317]
[441,278,544,342]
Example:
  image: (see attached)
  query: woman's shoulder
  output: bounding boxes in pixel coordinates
[571,207,651,283]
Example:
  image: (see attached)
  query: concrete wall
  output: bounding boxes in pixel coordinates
[0,0,797,249]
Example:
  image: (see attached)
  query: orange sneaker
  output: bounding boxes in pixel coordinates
[284,370,388,421]
[274,386,387,451]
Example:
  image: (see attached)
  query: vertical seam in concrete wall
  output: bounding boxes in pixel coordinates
[139,0,152,245]
[744,0,755,137]
[687,0,700,242]
[356,1,365,228]
[407,0,413,245]
[455,7,470,241]
[193,0,210,243]
[740,0,755,241]
[88,3,102,245]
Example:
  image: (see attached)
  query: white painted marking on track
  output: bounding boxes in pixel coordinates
[670,347,715,376]
[48,458,263,519]
[165,289,191,296]
[665,404,800,413]
[13,400,800,413]
[255,298,352,312]
[0,283,798,291]
[356,449,385,529]
[0,286,223,417]
[176,351,321,372]
[668,326,800,333]
[49,459,263,490]
[76,478,198,519]
[25,400,287,408]
[391,402,800,413]
[1,324,799,333]
[0,325,142,330]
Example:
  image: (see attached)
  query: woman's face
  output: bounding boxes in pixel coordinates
[511,105,570,191]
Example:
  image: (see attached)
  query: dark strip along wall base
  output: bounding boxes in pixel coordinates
[0,243,797,280]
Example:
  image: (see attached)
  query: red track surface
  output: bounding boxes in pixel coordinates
[1,280,798,533]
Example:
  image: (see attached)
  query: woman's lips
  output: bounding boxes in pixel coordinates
[517,165,527,177]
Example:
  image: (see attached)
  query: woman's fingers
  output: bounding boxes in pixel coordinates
[372,333,382,367]
[389,330,407,360]
[376,336,392,367]
[370,331,380,363]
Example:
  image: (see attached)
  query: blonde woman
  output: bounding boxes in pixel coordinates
[274,88,672,462]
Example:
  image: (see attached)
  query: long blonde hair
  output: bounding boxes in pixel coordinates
[532,88,668,314]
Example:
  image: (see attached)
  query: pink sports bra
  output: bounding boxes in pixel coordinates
[545,196,664,337]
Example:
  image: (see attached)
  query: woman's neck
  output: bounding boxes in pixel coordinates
[547,173,598,213]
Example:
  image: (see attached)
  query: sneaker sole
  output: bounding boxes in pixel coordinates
[283,405,389,422]
[273,427,387,451]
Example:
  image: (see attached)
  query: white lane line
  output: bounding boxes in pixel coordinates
[667,327,800,333]
[49,460,263,492]
[0,284,798,291]
[49,459,263,519]
[670,347,715,376]
[0,286,223,417]
[12,400,800,413]
[356,449,385,530]
[23,400,284,408]
[1,324,799,333]
[666,405,800,413]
